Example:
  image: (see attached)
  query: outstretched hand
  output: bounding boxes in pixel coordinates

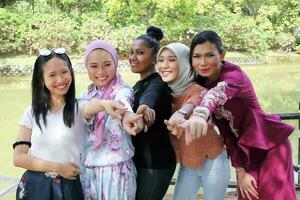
[102,100,127,120]
[136,105,156,132]
[122,112,144,135]
[180,115,208,145]
[164,111,186,138]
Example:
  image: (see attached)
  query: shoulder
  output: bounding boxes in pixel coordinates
[23,105,33,116]
[115,84,134,96]
[149,74,170,92]
[221,61,247,84]
[186,83,206,93]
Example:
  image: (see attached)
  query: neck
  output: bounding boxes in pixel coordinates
[50,95,65,112]
[207,65,222,84]
[140,67,155,80]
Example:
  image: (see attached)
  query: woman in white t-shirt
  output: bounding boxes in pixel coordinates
[13,48,86,200]
[13,48,127,200]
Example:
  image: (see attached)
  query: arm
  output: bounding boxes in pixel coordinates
[114,85,146,135]
[82,98,127,120]
[165,103,194,138]
[137,81,167,127]
[13,126,80,180]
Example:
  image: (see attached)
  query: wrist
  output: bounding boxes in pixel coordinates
[235,167,245,174]
[192,106,210,121]
[176,110,188,119]
[51,163,61,174]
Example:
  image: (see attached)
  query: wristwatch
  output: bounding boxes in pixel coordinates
[177,109,188,119]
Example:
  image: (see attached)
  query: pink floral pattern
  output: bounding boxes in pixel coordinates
[200,81,238,137]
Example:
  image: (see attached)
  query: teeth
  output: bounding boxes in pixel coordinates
[97,77,107,81]
[56,84,67,89]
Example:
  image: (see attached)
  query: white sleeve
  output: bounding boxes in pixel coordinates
[77,99,94,126]
[19,106,33,129]
[114,85,134,113]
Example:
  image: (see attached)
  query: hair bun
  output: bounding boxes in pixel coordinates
[146,26,164,41]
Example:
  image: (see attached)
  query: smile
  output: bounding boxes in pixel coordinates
[96,76,108,81]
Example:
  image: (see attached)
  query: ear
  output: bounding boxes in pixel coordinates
[152,54,157,64]
[220,50,226,61]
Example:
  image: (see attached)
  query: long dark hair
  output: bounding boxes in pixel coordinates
[136,26,164,56]
[189,30,225,84]
[31,51,77,130]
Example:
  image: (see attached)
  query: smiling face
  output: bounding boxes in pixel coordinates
[86,49,116,88]
[42,57,72,99]
[156,48,179,83]
[191,41,225,82]
[129,39,156,79]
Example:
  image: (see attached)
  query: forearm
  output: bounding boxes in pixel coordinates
[82,99,106,119]
[14,151,60,173]
[178,103,194,118]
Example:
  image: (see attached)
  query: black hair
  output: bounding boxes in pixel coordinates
[136,26,164,55]
[31,51,77,130]
[189,30,224,84]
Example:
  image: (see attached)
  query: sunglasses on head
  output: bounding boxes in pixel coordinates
[38,47,66,56]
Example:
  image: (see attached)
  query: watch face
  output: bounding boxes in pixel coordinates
[177,110,188,119]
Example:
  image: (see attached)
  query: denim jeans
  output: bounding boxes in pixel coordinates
[174,150,231,200]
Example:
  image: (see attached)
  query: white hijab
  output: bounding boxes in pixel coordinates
[157,43,195,96]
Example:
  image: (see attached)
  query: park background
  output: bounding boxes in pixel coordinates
[0,0,300,199]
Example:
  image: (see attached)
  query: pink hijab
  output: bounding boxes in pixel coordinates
[84,40,124,149]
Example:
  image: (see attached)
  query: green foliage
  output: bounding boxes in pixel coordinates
[0,0,299,56]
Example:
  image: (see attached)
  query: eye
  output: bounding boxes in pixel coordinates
[89,64,97,68]
[62,70,69,74]
[157,58,164,62]
[208,53,215,57]
[103,63,112,67]
[192,54,200,58]
[169,59,176,62]
[137,50,144,55]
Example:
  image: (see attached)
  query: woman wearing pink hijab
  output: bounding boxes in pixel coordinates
[79,40,143,200]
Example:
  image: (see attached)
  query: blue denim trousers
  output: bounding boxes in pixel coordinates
[174,150,231,200]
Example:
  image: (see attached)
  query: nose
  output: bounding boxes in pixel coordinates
[129,52,137,61]
[96,66,104,75]
[200,57,207,66]
[160,60,168,68]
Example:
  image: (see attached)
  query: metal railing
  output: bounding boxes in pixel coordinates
[2,105,300,198]
[171,102,300,191]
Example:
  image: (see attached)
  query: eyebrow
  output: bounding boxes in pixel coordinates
[193,51,215,55]
[159,55,176,58]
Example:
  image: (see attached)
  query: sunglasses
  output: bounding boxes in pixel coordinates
[38,47,66,56]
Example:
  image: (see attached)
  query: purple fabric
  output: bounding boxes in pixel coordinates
[238,139,296,200]
[84,40,118,67]
[84,40,124,149]
[199,61,295,168]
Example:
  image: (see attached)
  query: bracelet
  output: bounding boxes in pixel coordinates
[13,141,31,149]
[191,112,207,120]
[192,107,210,121]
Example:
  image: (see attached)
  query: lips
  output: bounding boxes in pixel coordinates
[160,71,172,77]
[55,83,69,90]
[96,76,107,81]
[199,68,210,74]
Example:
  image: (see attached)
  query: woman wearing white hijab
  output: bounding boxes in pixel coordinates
[156,43,230,200]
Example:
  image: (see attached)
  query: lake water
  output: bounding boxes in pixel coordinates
[0,62,299,187]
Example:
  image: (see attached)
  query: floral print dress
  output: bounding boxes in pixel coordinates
[80,83,136,200]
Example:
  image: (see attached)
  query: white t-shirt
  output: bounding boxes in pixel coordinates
[20,105,86,164]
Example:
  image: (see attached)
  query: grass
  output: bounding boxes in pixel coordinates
[0,63,300,199]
